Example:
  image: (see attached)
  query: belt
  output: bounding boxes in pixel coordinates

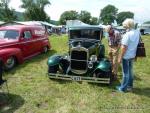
[109,45,118,47]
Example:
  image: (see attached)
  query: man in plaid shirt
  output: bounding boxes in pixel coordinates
[105,25,122,80]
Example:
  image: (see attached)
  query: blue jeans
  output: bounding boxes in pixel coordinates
[119,58,133,91]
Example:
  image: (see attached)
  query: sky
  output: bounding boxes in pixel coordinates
[9,0,150,24]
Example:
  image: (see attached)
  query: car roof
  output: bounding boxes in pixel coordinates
[0,25,44,31]
[68,25,103,30]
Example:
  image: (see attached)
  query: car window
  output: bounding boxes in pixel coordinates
[70,29,100,40]
[23,31,32,39]
[0,30,6,38]
[0,30,19,39]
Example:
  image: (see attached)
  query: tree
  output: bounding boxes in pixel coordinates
[79,10,91,24]
[117,11,134,25]
[0,0,17,22]
[21,0,51,22]
[99,4,118,24]
[90,17,98,25]
[59,10,79,25]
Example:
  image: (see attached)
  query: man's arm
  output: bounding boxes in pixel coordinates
[118,45,127,64]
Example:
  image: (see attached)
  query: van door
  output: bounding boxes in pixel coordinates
[33,28,46,53]
[20,30,35,58]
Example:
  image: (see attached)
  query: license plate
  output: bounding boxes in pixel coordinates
[71,76,81,81]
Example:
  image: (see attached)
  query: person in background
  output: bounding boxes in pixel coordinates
[117,18,140,92]
[0,59,6,85]
[105,25,121,80]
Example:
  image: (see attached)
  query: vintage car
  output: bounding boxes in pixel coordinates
[47,26,112,84]
[0,25,51,70]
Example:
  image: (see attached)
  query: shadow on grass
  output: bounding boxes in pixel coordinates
[133,88,150,98]
[48,71,122,88]
[88,78,121,89]
[0,93,24,113]
[49,78,72,84]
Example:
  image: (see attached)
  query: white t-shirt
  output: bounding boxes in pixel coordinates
[121,29,140,59]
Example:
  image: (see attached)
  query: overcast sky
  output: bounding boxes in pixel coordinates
[9,0,150,24]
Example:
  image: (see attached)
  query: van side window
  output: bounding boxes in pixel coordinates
[23,31,32,39]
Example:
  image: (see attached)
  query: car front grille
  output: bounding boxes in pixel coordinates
[71,60,87,70]
[71,49,88,73]
[71,51,87,60]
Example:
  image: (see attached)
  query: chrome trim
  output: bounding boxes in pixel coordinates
[0,37,48,48]
[70,46,89,74]
[88,61,93,69]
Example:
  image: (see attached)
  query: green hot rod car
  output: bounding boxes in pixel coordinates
[47,26,113,84]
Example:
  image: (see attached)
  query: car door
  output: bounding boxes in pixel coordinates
[20,30,35,58]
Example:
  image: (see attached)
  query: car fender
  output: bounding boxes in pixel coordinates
[47,55,62,66]
[96,58,111,72]
[0,48,23,64]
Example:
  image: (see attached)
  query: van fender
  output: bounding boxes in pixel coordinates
[0,48,23,64]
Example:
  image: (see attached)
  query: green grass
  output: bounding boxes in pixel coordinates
[0,34,150,113]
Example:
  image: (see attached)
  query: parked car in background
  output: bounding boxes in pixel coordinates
[114,26,126,34]
[139,24,150,35]
[0,25,51,70]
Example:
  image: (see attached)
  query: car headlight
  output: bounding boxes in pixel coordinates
[90,55,97,62]
[63,54,70,60]
[88,61,93,69]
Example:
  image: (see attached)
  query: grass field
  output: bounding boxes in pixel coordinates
[0,34,150,113]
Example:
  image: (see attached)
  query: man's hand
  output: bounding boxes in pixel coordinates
[118,45,127,64]
[118,57,122,64]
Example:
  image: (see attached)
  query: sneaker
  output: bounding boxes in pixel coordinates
[116,86,125,93]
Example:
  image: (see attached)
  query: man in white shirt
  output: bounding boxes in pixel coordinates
[117,18,140,92]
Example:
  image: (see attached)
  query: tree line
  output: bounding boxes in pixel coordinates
[0,0,51,22]
[60,5,134,25]
[0,0,145,25]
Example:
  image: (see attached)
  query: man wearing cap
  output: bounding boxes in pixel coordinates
[105,25,121,80]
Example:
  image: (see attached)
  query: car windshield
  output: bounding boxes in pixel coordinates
[0,30,19,40]
[70,29,101,40]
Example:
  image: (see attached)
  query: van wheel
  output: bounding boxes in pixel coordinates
[5,56,16,70]
[43,46,48,53]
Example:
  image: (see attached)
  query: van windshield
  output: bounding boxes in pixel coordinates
[0,30,19,40]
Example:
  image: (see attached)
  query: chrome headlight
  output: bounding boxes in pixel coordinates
[88,61,93,69]
[90,55,97,62]
[63,54,70,60]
